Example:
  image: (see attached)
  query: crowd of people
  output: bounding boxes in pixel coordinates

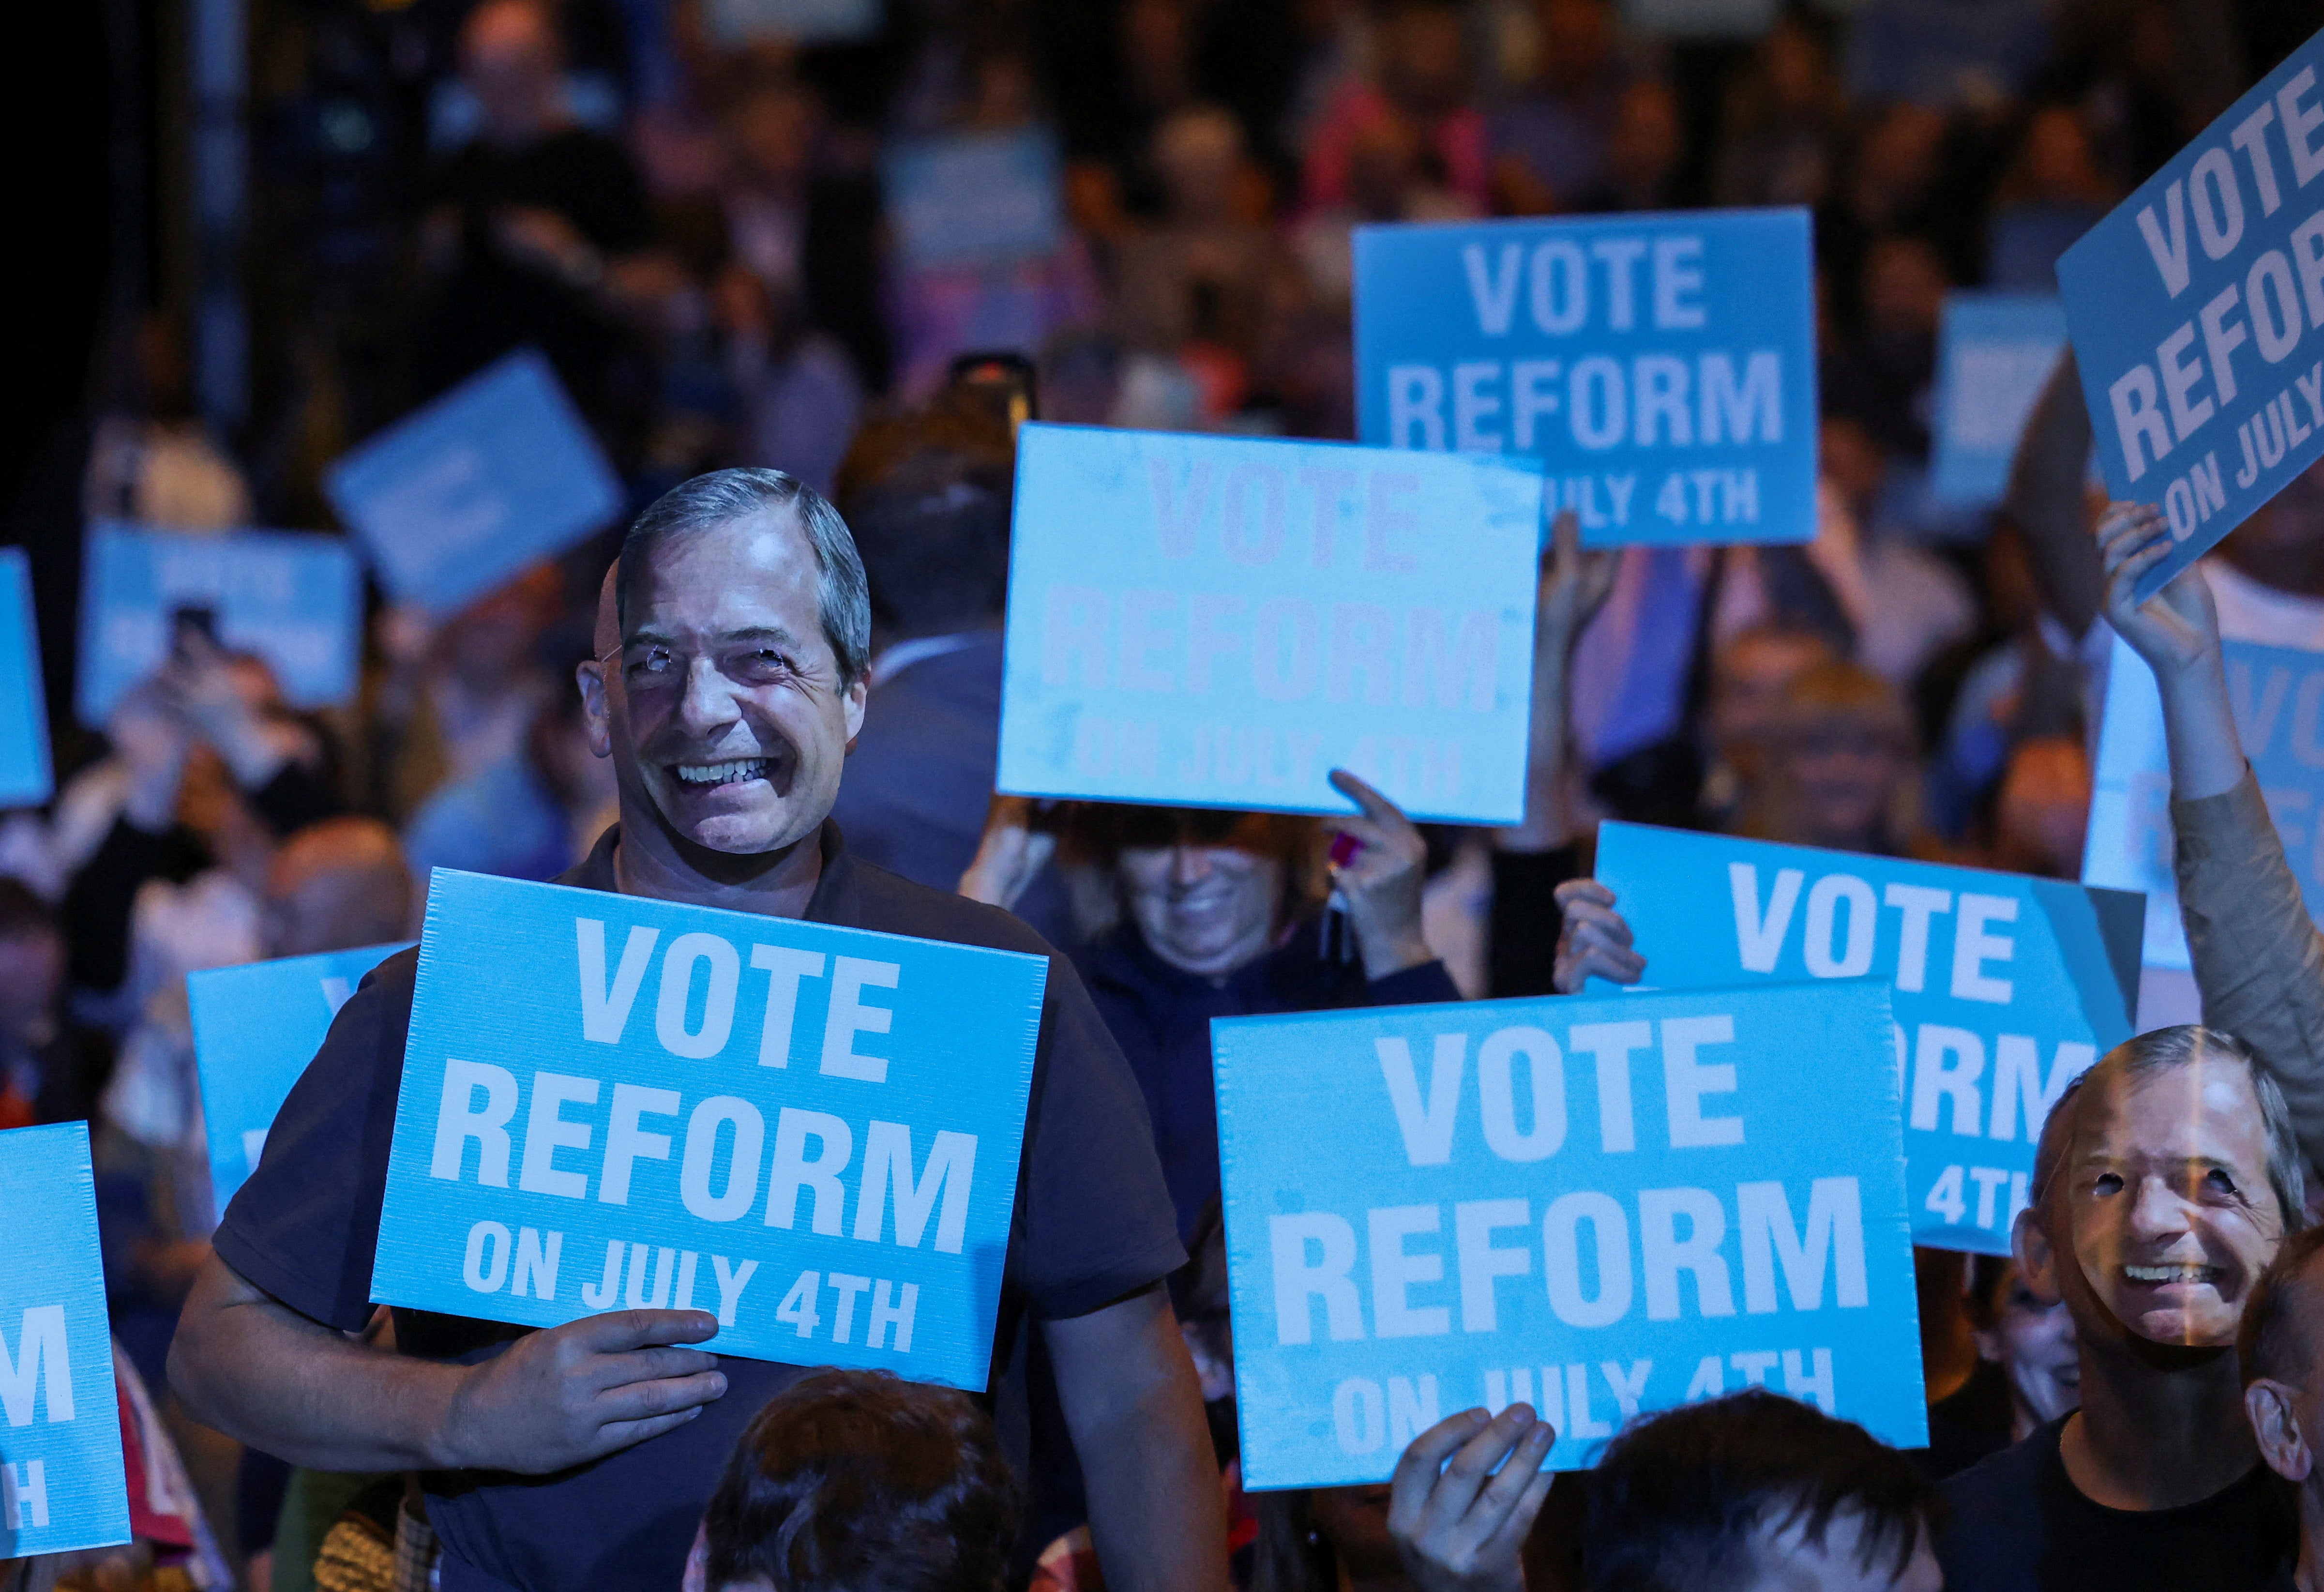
[11,0,2324,1589]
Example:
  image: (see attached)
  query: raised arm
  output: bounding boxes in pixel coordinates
[169,1253,727,1474]
[2098,504,2324,1161]
[1504,510,1618,855]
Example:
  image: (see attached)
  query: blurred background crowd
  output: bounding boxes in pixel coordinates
[5,0,2324,1584]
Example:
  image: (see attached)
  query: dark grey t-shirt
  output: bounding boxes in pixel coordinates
[212,822,1185,1592]
[1936,1413,2296,1592]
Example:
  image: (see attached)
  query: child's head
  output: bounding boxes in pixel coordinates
[686,1370,1020,1592]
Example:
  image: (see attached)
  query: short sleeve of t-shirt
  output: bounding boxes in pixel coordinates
[840,868,1186,1320]
[211,950,419,1333]
[1011,950,1188,1318]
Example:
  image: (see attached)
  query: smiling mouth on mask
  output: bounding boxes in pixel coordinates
[671,757,771,789]
[2121,1262,2225,1287]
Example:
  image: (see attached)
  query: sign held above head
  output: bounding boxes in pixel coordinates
[2060,25,2324,596]
[1594,823,2143,1256]
[324,348,624,615]
[1354,208,1818,547]
[997,423,1546,826]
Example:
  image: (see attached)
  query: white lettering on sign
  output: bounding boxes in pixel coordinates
[1388,353,1783,453]
[1723,864,2023,1003]
[572,920,904,1077]
[2,1460,49,1531]
[423,1068,980,1247]
[1041,588,1500,716]
[1266,1183,1870,1343]
[2104,71,2324,480]
[0,1306,74,1426]
[1372,1016,1742,1163]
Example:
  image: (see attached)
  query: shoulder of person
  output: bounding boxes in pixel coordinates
[1937,1417,2060,1539]
[358,944,422,1003]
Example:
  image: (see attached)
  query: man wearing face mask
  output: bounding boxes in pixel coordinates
[1935,1026,2305,1592]
[167,471,1227,1592]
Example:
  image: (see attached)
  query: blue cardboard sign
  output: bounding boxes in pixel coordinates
[1354,209,1817,545]
[1930,293,2069,508]
[323,349,624,614]
[371,871,1046,1388]
[997,423,1544,824]
[1215,982,1924,1490]
[0,1124,130,1557]
[884,130,1064,273]
[0,549,52,806]
[188,943,412,1212]
[2060,27,2324,597]
[76,523,362,728]
[1594,824,2142,1256]
[2084,632,2324,969]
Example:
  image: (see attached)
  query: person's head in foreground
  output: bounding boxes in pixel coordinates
[682,1369,1019,1592]
[2245,1226,2324,1529]
[2016,1026,2302,1359]
[1581,1390,1941,1592]
[579,468,871,874]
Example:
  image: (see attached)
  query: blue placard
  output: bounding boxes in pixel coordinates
[189,943,412,1212]
[1354,209,1817,545]
[997,423,1544,824]
[1930,293,2069,508]
[75,523,362,728]
[371,871,1046,1388]
[2060,28,2324,598]
[0,549,52,807]
[2084,632,2324,970]
[884,130,1063,273]
[1594,824,2142,1256]
[323,349,624,614]
[1215,981,1924,1490]
[0,1124,130,1557]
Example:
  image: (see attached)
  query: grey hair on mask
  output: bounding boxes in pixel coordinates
[615,469,872,686]
[2031,1025,2307,1234]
